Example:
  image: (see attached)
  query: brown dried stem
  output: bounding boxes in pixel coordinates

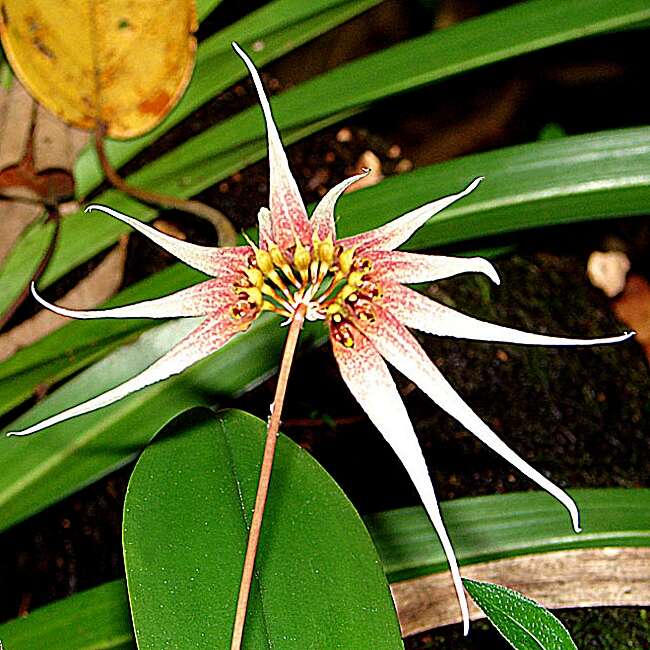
[94,126,237,246]
[230,304,307,650]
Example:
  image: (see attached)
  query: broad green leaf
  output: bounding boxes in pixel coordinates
[0,316,324,533]
[463,578,578,650]
[3,0,647,316]
[123,408,403,649]
[1,488,648,647]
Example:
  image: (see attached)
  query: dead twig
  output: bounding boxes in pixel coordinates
[94,125,237,247]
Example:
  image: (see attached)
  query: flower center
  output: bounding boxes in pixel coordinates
[230,234,382,333]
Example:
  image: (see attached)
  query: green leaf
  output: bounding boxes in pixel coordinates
[195,0,223,22]
[2,126,648,422]
[0,264,200,419]
[1,127,649,526]
[463,578,578,650]
[0,581,133,650]
[368,488,650,582]
[3,0,648,316]
[123,408,403,649]
[1,488,647,647]
[0,315,325,533]
[333,127,650,250]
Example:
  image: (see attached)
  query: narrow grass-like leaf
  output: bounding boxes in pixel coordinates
[0,581,133,650]
[4,0,648,315]
[334,127,650,249]
[196,0,223,22]
[0,264,201,418]
[123,408,403,649]
[1,488,647,646]
[463,578,578,650]
[1,126,648,420]
[0,316,324,533]
[74,0,381,197]
[368,488,650,582]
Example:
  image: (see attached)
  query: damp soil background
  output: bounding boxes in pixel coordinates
[1,0,650,647]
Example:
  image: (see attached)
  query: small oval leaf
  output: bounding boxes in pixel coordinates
[463,578,578,650]
[123,408,403,649]
[0,0,197,138]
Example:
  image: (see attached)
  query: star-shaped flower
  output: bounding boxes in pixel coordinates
[8,44,632,633]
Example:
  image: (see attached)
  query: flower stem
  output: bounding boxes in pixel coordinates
[230,303,307,650]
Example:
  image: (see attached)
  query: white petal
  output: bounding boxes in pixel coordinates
[331,326,470,634]
[30,278,236,320]
[311,170,369,241]
[232,42,310,248]
[360,307,582,534]
[339,177,482,252]
[384,282,634,347]
[84,205,249,277]
[6,315,243,437]
[369,250,500,285]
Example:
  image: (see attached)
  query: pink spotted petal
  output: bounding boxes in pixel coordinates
[339,177,482,252]
[310,170,369,242]
[7,315,248,438]
[85,205,251,277]
[383,281,634,347]
[232,43,311,250]
[356,305,583,534]
[368,250,500,285]
[330,324,470,634]
[30,276,239,321]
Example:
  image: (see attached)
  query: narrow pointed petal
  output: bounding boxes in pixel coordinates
[383,281,634,347]
[368,250,500,285]
[339,177,482,252]
[7,315,248,438]
[232,43,310,249]
[310,170,369,241]
[85,204,251,277]
[357,306,582,533]
[30,277,238,320]
[257,207,273,249]
[330,325,470,634]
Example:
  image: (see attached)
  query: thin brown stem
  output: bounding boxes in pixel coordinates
[230,303,307,650]
[93,126,237,246]
[0,205,60,331]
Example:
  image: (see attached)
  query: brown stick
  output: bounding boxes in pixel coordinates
[93,127,237,247]
[0,205,60,331]
[230,304,307,650]
[392,546,650,636]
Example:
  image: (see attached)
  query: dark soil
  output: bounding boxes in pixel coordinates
[1,0,650,647]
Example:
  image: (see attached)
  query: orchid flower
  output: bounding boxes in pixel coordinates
[8,43,632,634]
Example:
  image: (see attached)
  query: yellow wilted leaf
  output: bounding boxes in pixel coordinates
[0,0,197,139]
